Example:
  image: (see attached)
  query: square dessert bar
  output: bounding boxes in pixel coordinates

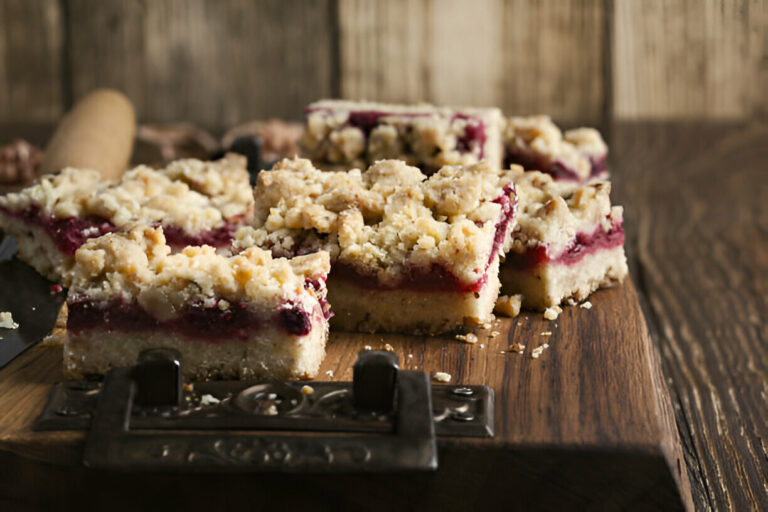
[504,115,608,182]
[64,225,331,380]
[301,99,504,173]
[237,157,516,335]
[0,154,253,285]
[500,167,627,309]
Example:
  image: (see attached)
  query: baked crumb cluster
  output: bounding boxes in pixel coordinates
[508,167,622,256]
[301,100,502,171]
[505,116,607,182]
[0,154,253,234]
[70,225,330,320]
[238,157,514,287]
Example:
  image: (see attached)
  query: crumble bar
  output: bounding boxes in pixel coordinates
[504,115,608,182]
[63,225,331,380]
[236,157,516,335]
[301,100,504,173]
[500,168,627,309]
[0,154,253,285]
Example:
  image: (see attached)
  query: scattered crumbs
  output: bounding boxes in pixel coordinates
[290,399,298,406]
[543,343,550,348]
[383,343,394,352]
[0,311,18,329]
[540,331,552,336]
[456,332,479,344]
[490,330,500,337]
[183,383,194,392]
[494,294,522,317]
[325,370,334,377]
[509,343,526,354]
[301,385,315,395]
[565,298,578,306]
[407,353,413,359]
[267,393,278,400]
[31,306,36,311]
[432,371,451,383]
[200,394,220,406]
[531,345,549,359]
[363,345,372,351]
[479,344,485,349]
[481,321,493,330]
[580,301,593,310]
[543,305,562,320]
[499,350,506,354]
[263,404,279,416]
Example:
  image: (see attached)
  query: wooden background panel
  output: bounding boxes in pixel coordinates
[614,0,768,120]
[0,0,63,122]
[67,0,336,129]
[499,0,607,126]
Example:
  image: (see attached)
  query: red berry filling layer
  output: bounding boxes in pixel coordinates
[307,108,488,159]
[505,221,624,271]
[329,186,515,294]
[0,205,241,256]
[504,152,607,181]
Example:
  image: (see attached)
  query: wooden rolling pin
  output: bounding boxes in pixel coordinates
[41,89,136,181]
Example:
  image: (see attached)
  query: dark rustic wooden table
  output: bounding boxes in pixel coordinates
[0,122,765,511]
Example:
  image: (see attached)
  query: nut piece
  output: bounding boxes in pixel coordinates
[495,294,522,317]
[509,343,526,354]
[432,371,452,383]
[455,332,479,344]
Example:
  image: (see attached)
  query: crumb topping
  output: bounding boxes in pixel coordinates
[507,167,622,256]
[69,225,330,321]
[0,311,18,329]
[0,154,253,235]
[505,116,607,181]
[302,99,502,170]
[243,157,514,287]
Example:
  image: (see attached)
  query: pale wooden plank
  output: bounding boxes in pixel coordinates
[613,0,768,119]
[67,0,334,129]
[0,0,63,122]
[499,0,606,125]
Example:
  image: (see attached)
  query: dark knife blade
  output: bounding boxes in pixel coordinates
[0,234,65,367]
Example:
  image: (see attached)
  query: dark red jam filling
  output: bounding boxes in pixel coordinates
[0,205,117,256]
[67,294,317,340]
[505,221,624,271]
[505,151,608,182]
[160,223,236,249]
[308,108,487,158]
[590,154,608,177]
[330,185,516,294]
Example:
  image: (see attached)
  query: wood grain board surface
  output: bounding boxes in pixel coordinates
[0,280,690,511]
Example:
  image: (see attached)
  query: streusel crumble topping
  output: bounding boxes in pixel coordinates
[508,168,622,256]
[71,225,330,321]
[241,157,515,287]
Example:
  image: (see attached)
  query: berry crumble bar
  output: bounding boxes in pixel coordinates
[0,154,253,285]
[64,225,331,380]
[301,100,504,173]
[504,115,608,182]
[500,168,627,309]
[236,157,516,335]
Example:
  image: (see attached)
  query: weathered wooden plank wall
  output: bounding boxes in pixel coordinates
[0,0,766,128]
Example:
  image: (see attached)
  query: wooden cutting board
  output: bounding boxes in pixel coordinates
[0,277,693,511]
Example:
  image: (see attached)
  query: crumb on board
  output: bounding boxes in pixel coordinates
[0,311,18,330]
[490,330,500,337]
[432,371,452,383]
[325,370,334,377]
[456,332,479,344]
[408,353,413,359]
[383,343,394,352]
[509,343,526,354]
[200,394,220,406]
[531,344,550,359]
[301,385,315,395]
[494,294,522,317]
[363,345,372,351]
[540,331,552,336]
[264,404,279,416]
[479,344,485,349]
[580,301,593,309]
[543,305,562,320]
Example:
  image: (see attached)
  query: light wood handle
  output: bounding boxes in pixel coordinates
[41,89,136,181]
